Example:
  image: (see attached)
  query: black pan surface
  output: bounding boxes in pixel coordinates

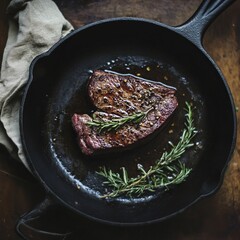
[20,4,236,225]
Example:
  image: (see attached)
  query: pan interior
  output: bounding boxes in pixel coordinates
[22,19,236,224]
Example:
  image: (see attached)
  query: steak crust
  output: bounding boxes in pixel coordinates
[72,70,178,155]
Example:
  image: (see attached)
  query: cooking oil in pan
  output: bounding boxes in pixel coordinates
[49,56,206,200]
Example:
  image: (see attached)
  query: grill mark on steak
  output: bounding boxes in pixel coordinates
[72,70,178,155]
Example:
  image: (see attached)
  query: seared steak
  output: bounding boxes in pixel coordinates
[72,70,178,155]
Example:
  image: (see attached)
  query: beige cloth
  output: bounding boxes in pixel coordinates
[0,0,73,170]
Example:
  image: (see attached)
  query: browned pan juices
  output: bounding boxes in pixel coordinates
[46,56,207,200]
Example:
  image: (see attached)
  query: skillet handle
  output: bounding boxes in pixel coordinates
[175,0,236,46]
[16,195,72,240]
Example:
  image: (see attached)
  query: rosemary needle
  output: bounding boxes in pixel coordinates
[97,102,197,198]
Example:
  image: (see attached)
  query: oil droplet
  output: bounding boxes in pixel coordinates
[196,141,202,148]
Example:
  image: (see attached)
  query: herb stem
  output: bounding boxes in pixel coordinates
[97,102,197,198]
[87,108,153,133]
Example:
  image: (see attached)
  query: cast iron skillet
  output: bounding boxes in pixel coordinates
[18,0,237,238]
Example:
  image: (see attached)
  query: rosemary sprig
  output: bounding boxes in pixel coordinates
[87,111,146,133]
[97,102,197,198]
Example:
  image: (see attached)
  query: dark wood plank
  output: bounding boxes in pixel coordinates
[55,0,201,27]
[0,0,10,65]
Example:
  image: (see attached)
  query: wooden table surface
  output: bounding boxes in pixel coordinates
[0,0,239,239]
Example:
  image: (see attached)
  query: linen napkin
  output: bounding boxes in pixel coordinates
[0,0,73,170]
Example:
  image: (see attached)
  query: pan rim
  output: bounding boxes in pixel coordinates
[20,17,237,225]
